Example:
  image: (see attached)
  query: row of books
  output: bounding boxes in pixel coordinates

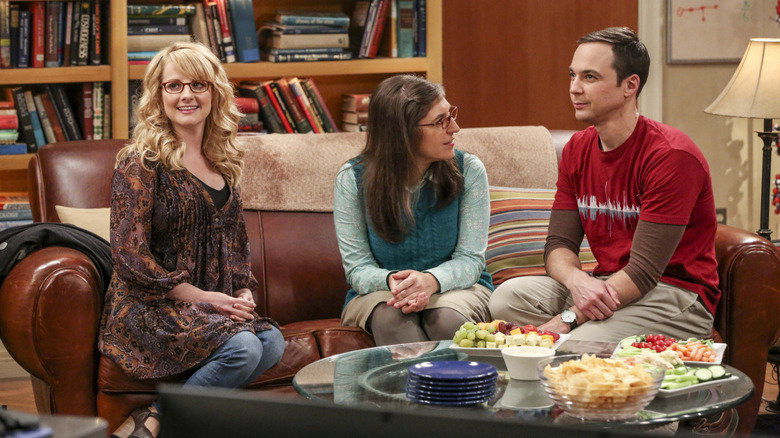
[341,93,370,132]
[0,192,32,231]
[351,0,427,59]
[0,0,105,69]
[258,10,352,63]
[236,77,337,134]
[126,2,259,64]
[5,83,109,154]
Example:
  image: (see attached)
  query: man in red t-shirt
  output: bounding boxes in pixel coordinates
[489,27,719,342]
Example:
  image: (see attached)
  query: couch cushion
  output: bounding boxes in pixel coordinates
[486,187,597,285]
[55,206,111,241]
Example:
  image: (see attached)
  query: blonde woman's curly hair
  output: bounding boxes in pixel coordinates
[116,41,245,187]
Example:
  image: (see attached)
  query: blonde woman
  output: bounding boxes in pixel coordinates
[99,42,284,438]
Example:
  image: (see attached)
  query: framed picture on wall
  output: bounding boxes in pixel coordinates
[667,0,780,63]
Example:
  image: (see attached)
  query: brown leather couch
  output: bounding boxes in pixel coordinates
[1,127,779,435]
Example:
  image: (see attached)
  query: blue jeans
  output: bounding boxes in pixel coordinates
[184,326,285,389]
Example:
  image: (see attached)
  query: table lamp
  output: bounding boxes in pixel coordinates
[705,38,780,241]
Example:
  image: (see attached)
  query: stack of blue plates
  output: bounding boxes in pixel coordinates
[406,360,497,406]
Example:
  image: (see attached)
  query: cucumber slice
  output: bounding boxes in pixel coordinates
[694,368,713,382]
[724,372,732,379]
[709,365,726,379]
[619,336,638,349]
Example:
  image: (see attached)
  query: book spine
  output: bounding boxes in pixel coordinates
[366,0,390,59]
[262,82,293,133]
[263,51,351,62]
[274,79,313,133]
[39,91,66,142]
[44,84,70,141]
[198,1,219,57]
[127,25,190,35]
[76,1,90,66]
[9,3,19,67]
[0,115,17,130]
[213,0,236,63]
[302,78,337,133]
[249,86,284,134]
[23,89,45,148]
[102,91,110,139]
[416,0,425,56]
[62,1,72,66]
[80,82,93,140]
[0,209,33,221]
[209,4,225,61]
[227,0,259,63]
[32,93,55,144]
[277,14,350,27]
[126,51,157,61]
[128,17,187,26]
[30,1,45,68]
[0,0,11,68]
[0,200,31,210]
[8,88,33,150]
[270,33,349,50]
[0,143,27,155]
[89,0,102,65]
[92,82,103,140]
[126,5,196,16]
[287,78,321,133]
[272,25,350,35]
[397,0,414,58]
[359,0,380,58]
[0,219,33,230]
[17,10,29,68]
[49,84,81,140]
[68,2,79,65]
[44,1,60,67]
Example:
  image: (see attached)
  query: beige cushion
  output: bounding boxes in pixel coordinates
[238,126,558,212]
[55,206,110,242]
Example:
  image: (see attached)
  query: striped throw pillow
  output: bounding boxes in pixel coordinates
[486,187,597,286]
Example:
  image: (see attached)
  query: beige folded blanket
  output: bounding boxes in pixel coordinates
[239,126,557,212]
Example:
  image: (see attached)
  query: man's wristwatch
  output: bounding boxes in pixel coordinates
[560,310,578,330]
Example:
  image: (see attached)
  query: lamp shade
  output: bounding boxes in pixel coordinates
[705,38,780,119]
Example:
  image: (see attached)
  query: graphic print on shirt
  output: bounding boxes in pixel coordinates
[576,182,640,236]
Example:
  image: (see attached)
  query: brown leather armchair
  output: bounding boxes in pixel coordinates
[2,131,779,435]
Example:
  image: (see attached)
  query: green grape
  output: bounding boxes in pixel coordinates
[485,333,495,343]
[466,332,476,341]
[486,325,497,333]
[475,329,488,340]
[453,331,465,343]
[459,339,474,348]
[476,340,486,348]
[462,322,476,331]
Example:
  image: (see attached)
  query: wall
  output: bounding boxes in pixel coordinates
[658,11,780,236]
[443,0,780,237]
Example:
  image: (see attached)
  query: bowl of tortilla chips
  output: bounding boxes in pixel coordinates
[537,353,663,421]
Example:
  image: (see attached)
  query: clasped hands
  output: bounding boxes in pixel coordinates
[386,270,439,314]
[539,273,621,334]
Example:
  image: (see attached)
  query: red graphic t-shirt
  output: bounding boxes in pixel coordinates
[554,116,720,314]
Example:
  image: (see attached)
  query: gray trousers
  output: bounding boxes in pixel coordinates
[488,275,713,342]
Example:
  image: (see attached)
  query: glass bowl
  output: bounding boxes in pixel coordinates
[536,353,664,421]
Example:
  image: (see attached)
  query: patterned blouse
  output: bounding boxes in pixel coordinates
[98,153,276,380]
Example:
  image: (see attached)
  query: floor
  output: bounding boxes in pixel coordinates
[2,365,780,434]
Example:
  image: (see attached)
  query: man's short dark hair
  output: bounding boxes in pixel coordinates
[578,27,650,97]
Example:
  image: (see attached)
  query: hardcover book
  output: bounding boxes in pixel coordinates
[396,0,414,58]
[213,0,236,62]
[127,25,189,35]
[126,5,197,16]
[228,0,259,62]
[0,0,11,68]
[48,83,82,140]
[342,93,371,113]
[127,34,191,52]
[32,93,55,144]
[274,78,313,133]
[261,81,294,133]
[22,89,46,148]
[17,9,29,68]
[38,90,66,143]
[286,77,321,133]
[43,1,60,67]
[301,78,337,132]
[238,82,284,134]
[275,11,350,27]
[261,50,351,62]
[30,1,45,68]
[9,3,19,67]
[268,33,348,50]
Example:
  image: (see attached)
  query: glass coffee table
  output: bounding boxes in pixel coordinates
[293,340,754,429]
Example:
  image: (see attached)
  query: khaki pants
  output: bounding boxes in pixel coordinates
[488,275,713,342]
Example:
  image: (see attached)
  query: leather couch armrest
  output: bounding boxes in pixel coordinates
[713,224,780,434]
[0,246,104,417]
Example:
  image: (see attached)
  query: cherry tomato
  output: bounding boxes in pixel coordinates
[656,334,666,341]
[646,335,655,343]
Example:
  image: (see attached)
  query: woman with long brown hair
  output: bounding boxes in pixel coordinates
[336,74,493,345]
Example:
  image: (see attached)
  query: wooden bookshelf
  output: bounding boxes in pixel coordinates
[0,0,443,190]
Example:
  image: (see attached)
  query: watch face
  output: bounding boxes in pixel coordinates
[561,311,575,323]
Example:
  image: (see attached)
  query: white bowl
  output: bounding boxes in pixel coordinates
[501,346,555,380]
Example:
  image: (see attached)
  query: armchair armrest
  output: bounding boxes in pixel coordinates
[0,246,104,417]
[713,224,780,434]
